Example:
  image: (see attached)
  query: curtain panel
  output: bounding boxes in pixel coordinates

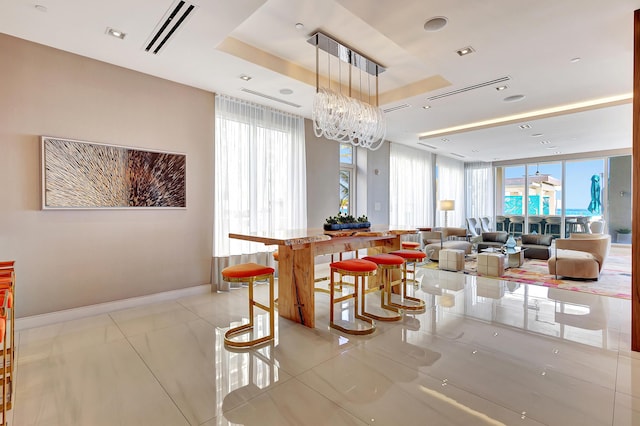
[213,95,307,290]
[389,143,434,228]
[436,155,465,228]
[464,162,494,221]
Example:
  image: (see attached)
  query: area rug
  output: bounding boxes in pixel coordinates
[421,253,631,299]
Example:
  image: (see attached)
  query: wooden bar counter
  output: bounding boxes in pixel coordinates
[229,227,416,328]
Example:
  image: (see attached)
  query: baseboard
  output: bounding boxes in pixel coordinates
[15,284,211,331]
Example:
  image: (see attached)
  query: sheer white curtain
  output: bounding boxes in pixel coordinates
[213,95,307,289]
[389,143,434,227]
[465,162,494,220]
[436,155,465,228]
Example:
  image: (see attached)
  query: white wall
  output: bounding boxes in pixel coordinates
[304,120,340,228]
[0,34,215,317]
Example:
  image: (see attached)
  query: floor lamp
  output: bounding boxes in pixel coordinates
[439,200,455,227]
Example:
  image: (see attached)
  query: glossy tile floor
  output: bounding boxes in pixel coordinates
[10,266,640,425]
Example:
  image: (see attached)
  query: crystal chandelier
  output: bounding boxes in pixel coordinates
[308,32,386,150]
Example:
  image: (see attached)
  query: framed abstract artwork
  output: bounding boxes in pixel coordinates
[41,136,186,209]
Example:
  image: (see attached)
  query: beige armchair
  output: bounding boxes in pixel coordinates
[548,234,611,280]
[421,227,471,261]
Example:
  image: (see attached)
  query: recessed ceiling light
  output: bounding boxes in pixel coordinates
[539,140,551,144]
[554,151,562,154]
[570,57,581,63]
[531,133,544,137]
[471,149,480,153]
[279,88,293,95]
[496,85,508,91]
[456,46,475,56]
[503,94,525,102]
[441,138,450,142]
[34,4,47,12]
[106,27,126,39]
[424,16,448,32]
[422,105,431,109]
[546,146,559,149]
[519,124,531,129]
[295,22,305,31]
[240,75,252,81]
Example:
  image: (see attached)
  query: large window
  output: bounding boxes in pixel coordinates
[493,155,628,239]
[213,95,307,257]
[339,143,355,214]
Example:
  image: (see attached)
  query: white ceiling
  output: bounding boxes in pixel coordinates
[1,0,637,161]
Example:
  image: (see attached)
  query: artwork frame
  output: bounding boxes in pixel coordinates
[41,136,187,209]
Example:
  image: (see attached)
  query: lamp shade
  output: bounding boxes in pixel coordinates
[438,200,455,211]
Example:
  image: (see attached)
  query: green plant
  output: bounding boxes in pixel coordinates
[357,215,369,223]
[338,213,355,224]
[325,216,338,225]
[616,227,631,234]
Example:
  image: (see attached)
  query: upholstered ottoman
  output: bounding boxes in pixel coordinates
[438,249,465,272]
[477,253,505,276]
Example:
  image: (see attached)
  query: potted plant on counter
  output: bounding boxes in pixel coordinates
[323,213,371,230]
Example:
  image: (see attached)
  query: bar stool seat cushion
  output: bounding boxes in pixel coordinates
[401,242,420,250]
[389,249,427,261]
[330,258,378,272]
[363,253,405,266]
[222,263,275,279]
[272,251,279,261]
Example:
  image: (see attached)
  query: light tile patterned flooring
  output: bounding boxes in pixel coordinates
[8,265,640,425]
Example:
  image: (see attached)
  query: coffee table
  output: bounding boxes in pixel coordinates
[480,247,526,268]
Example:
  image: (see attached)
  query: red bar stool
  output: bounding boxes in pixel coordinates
[0,261,14,410]
[401,241,420,250]
[361,254,404,321]
[222,263,275,348]
[388,249,426,311]
[329,259,378,335]
[0,289,8,418]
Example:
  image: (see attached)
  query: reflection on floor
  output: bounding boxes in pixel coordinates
[10,266,640,425]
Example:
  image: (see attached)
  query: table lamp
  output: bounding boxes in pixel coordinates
[438,199,455,227]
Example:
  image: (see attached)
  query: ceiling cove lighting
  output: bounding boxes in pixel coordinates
[308,31,386,150]
[418,93,632,139]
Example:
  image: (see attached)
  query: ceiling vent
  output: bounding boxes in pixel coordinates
[418,142,437,150]
[449,153,466,159]
[240,88,301,108]
[427,76,511,101]
[144,0,197,55]
[383,104,411,114]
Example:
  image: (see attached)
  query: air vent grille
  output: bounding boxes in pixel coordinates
[383,104,410,113]
[240,88,301,108]
[427,76,511,101]
[144,0,197,55]
[450,153,466,159]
